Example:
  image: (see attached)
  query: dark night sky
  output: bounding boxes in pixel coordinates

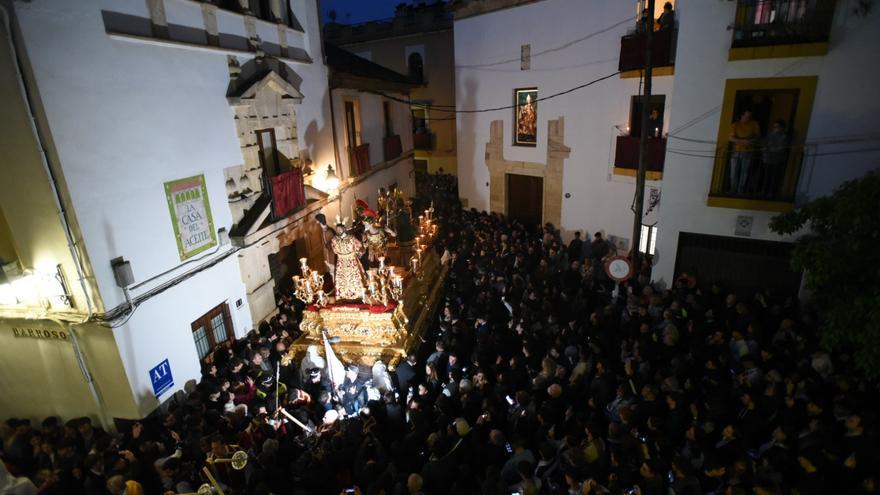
[320,0,426,25]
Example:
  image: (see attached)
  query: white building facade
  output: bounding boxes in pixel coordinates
[454,0,880,292]
[453,0,673,253]
[1,0,414,423]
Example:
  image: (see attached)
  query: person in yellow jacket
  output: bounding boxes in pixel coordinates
[728,109,761,194]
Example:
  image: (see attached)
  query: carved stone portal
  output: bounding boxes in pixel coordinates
[485,117,570,227]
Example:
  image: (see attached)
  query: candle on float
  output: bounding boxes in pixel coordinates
[411,257,419,273]
[378,256,385,269]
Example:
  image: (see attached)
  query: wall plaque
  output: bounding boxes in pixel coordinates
[164,175,217,260]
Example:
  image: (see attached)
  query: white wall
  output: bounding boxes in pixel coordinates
[454,0,672,243]
[13,0,334,417]
[652,0,880,283]
[331,88,415,181]
[113,254,249,417]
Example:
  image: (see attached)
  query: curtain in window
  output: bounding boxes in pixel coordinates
[271,169,305,218]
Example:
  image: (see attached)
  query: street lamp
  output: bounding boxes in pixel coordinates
[324,164,340,192]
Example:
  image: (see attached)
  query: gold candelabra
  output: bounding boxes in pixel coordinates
[362,256,404,306]
[292,258,327,307]
[411,203,438,277]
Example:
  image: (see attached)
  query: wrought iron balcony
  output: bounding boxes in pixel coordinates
[614,136,666,174]
[413,132,433,151]
[618,27,676,72]
[731,0,836,48]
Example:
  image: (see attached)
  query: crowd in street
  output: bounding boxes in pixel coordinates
[2,173,877,495]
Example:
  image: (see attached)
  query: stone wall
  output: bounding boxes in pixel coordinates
[485,117,569,227]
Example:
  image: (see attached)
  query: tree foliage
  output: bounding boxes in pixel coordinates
[770,170,880,378]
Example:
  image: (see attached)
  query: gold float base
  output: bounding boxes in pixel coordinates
[287,250,447,368]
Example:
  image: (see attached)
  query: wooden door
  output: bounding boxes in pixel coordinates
[506,174,543,228]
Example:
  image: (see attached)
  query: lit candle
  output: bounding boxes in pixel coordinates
[411,257,418,273]
[378,256,385,269]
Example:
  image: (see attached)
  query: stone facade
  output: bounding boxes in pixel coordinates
[485,117,570,227]
[225,70,303,224]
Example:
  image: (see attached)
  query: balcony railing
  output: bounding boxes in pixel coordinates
[413,132,433,151]
[614,136,666,173]
[618,27,676,72]
[383,134,403,161]
[732,0,836,48]
[710,146,803,203]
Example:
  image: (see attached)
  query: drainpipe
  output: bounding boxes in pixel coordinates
[2,5,109,429]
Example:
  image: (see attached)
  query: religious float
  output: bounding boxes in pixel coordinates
[284,194,445,367]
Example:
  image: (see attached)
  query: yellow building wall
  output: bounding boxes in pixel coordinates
[0,15,135,424]
[0,320,137,423]
[341,30,458,174]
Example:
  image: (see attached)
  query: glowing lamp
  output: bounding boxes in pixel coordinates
[324,164,340,192]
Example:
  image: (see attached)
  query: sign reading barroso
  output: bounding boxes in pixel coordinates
[164,175,216,260]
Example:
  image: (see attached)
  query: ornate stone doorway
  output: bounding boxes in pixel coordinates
[485,117,569,227]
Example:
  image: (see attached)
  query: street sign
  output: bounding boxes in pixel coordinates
[149,359,174,397]
[604,256,634,282]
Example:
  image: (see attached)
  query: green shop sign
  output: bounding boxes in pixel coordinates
[164,175,217,260]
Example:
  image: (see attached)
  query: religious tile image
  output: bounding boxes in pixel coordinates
[514,87,538,146]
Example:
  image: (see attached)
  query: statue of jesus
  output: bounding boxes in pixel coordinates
[327,217,367,301]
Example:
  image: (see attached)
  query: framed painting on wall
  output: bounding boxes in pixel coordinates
[514,87,538,146]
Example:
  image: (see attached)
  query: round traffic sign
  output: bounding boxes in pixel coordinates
[604,256,633,282]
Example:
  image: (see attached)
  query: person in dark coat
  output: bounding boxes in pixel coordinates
[394,354,418,400]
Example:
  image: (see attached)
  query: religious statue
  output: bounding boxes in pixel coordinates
[362,210,396,264]
[326,216,367,301]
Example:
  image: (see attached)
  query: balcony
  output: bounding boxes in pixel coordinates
[267,169,306,219]
[613,136,666,176]
[413,131,433,151]
[730,0,836,59]
[618,27,676,75]
[707,146,803,211]
[383,134,403,161]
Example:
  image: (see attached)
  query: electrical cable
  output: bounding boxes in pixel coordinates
[374,70,621,115]
[455,16,636,70]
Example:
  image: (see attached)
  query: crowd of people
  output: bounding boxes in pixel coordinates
[2,172,877,495]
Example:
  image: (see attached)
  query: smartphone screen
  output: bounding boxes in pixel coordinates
[505,395,514,405]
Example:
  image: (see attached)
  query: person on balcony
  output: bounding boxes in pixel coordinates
[647,108,664,138]
[728,110,761,195]
[636,8,651,34]
[658,2,675,30]
[760,120,789,198]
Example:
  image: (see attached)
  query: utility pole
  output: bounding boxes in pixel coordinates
[631,0,655,280]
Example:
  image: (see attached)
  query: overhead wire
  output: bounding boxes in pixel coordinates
[455,16,636,70]
[374,70,621,114]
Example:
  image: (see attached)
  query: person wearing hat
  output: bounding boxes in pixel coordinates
[255,373,286,405]
[340,364,366,415]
